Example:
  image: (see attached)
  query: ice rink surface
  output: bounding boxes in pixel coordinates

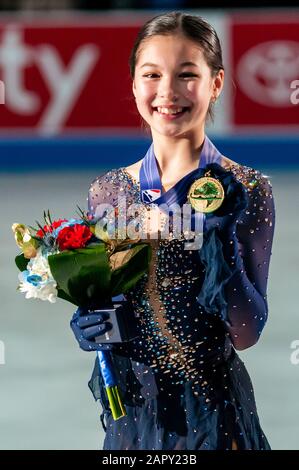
[0,167,298,449]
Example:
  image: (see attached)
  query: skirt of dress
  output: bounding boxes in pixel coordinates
[101,348,271,450]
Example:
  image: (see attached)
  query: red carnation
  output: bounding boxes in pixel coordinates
[56,224,93,251]
[36,219,68,238]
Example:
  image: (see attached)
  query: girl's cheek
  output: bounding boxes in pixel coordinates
[185,82,200,97]
[137,80,155,96]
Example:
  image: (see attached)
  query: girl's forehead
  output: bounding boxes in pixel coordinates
[136,34,205,65]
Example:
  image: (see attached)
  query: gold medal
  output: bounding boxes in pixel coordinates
[187,170,225,213]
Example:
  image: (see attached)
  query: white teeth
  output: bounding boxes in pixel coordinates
[157,107,184,115]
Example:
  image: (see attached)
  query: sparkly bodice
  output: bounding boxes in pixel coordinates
[87,164,275,388]
[123,236,228,386]
[89,168,224,384]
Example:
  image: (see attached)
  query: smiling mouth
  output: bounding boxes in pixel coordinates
[153,106,190,117]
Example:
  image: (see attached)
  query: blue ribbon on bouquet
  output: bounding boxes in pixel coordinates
[96,293,127,420]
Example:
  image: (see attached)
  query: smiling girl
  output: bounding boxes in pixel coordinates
[71,11,275,450]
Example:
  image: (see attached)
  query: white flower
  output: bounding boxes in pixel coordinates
[18,248,58,303]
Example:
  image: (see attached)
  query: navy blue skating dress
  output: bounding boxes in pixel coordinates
[87,160,275,450]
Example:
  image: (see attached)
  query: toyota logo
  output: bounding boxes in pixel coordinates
[236,40,299,107]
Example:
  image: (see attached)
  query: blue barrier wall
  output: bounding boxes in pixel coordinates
[0,135,298,171]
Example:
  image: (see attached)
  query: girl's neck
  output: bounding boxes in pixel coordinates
[151,130,205,173]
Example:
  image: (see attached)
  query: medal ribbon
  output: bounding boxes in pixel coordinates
[139,136,223,235]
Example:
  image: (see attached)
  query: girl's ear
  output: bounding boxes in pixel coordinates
[132,80,137,99]
[214,69,224,96]
[212,69,224,97]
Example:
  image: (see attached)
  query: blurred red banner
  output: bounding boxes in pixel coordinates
[0,20,141,134]
[1,15,298,135]
[231,14,299,129]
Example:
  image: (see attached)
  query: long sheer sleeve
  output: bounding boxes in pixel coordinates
[220,169,275,350]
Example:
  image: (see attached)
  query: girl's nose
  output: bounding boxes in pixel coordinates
[157,77,179,101]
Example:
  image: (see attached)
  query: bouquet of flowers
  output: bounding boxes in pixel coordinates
[12,209,151,420]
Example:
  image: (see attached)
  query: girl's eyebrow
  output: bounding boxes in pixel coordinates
[140,61,198,68]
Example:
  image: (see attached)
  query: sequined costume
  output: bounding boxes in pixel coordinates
[87,162,275,450]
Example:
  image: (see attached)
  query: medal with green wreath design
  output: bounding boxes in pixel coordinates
[187,170,225,213]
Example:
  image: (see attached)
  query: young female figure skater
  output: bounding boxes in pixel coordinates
[71,11,275,450]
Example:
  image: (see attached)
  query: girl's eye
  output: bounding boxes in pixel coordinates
[179,73,198,78]
[143,72,197,79]
[143,73,159,78]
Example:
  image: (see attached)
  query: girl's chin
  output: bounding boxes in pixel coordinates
[154,126,189,139]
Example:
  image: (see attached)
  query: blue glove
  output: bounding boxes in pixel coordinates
[70,306,115,351]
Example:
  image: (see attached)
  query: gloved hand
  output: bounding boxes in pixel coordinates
[70,306,115,352]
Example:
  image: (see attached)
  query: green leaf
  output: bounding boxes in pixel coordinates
[111,243,151,296]
[56,288,77,305]
[48,243,111,308]
[15,253,29,271]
